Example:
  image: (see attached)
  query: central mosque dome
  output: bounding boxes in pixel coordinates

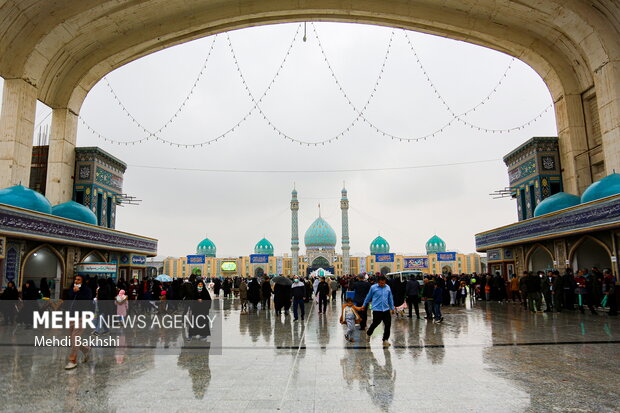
[304,217,337,248]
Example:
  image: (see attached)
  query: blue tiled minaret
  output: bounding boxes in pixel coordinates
[290,187,299,276]
[341,185,350,276]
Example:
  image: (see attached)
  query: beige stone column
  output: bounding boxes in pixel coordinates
[0,79,37,189]
[554,94,591,195]
[45,108,78,205]
[595,60,620,175]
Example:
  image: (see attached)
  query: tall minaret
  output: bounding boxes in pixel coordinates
[341,184,350,276]
[291,186,300,276]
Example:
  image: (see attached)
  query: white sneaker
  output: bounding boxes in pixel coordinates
[64,362,78,370]
[382,340,391,347]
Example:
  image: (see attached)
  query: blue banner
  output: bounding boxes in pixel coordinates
[404,257,428,269]
[250,254,270,264]
[374,253,394,263]
[131,255,147,266]
[437,252,456,261]
[187,254,206,264]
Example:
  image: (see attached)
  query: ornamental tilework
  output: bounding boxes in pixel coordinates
[476,196,620,250]
[508,159,536,184]
[0,205,157,254]
[95,166,123,192]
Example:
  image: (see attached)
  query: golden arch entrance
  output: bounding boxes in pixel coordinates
[1,1,619,204]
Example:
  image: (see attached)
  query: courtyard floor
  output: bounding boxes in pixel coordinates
[0,298,618,413]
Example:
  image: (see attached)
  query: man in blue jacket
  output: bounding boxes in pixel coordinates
[358,275,395,347]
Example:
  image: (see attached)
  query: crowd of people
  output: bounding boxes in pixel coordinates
[0,266,617,369]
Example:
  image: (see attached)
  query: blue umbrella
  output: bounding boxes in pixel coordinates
[156,274,173,282]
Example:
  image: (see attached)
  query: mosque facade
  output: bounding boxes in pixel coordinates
[164,187,482,278]
[476,136,620,277]
[0,146,158,297]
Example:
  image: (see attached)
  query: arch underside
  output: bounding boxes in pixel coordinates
[0,0,618,198]
[0,1,617,111]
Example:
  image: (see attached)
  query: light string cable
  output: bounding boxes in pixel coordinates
[103,34,219,138]
[401,29,553,133]
[312,23,534,141]
[226,28,396,146]
[81,24,302,147]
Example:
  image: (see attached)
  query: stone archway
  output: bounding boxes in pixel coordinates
[311,256,330,270]
[81,250,106,263]
[0,2,619,202]
[568,236,612,271]
[21,244,65,299]
[526,244,555,272]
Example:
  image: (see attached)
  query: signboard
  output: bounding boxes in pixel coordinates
[76,263,117,274]
[359,259,366,273]
[374,253,394,263]
[4,246,19,284]
[404,257,429,269]
[131,254,146,266]
[437,252,456,261]
[187,254,206,264]
[221,261,237,272]
[276,257,283,275]
[250,254,269,264]
[0,236,5,259]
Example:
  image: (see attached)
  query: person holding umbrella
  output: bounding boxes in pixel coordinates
[272,276,292,315]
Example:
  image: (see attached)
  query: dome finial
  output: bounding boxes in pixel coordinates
[318,203,321,217]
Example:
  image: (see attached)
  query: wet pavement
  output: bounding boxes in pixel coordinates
[0,297,618,413]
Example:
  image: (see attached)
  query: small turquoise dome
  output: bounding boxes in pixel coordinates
[534,192,580,217]
[52,201,98,224]
[254,238,274,256]
[0,185,52,214]
[581,173,620,204]
[426,235,446,254]
[304,217,337,248]
[196,237,216,257]
[370,236,390,254]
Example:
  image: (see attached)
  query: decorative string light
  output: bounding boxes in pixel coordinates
[82,23,553,148]
[401,29,553,134]
[225,29,395,146]
[81,24,303,147]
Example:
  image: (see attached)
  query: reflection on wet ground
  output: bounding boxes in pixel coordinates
[0,298,618,412]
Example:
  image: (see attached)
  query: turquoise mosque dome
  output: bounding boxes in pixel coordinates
[426,235,446,254]
[370,236,390,254]
[581,173,620,204]
[304,217,337,248]
[533,192,581,217]
[196,237,216,257]
[254,238,274,256]
[52,201,98,225]
[0,185,52,214]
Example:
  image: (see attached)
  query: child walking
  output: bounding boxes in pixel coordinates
[340,297,361,342]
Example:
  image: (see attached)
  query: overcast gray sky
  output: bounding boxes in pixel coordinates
[1,22,557,258]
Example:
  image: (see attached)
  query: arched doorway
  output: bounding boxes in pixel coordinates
[255,267,265,277]
[380,266,390,276]
[81,250,106,263]
[570,237,612,271]
[527,245,554,272]
[311,257,330,270]
[441,265,452,274]
[22,246,64,299]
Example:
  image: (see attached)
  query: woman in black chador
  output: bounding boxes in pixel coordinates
[188,281,212,340]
